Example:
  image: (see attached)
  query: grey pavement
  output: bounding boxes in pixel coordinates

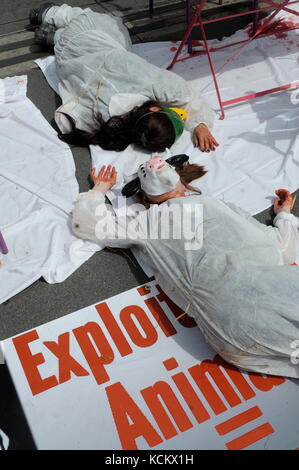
[0,0,297,339]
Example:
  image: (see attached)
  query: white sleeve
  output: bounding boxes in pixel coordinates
[100,49,216,133]
[152,75,216,133]
[179,88,216,133]
[72,190,146,249]
[268,212,299,265]
[127,56,216,132]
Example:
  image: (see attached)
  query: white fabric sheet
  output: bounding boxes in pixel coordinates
[0,76,100,304]
[36,6,299,217]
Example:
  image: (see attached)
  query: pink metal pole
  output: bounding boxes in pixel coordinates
[213,0,297,77]
[186,0,193,54]
[167,2,203,70]
[262,0,299,16]
[169,0,299,65]
[252,0,259,35]
[0,231,8,255]
[193,4,295,25]
[168,25,299,64]
[168,0,299,118]
[252,0,296,36]
[199,19,226,119]
[222,81,299,106]
[168,1,294,70]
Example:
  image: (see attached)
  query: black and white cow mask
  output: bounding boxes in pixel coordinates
[122,154,189,198]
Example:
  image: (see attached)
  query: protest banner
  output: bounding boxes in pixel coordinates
[2,282,299,450]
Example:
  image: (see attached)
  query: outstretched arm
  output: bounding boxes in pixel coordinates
[162,86,219,152]
[193,123,219,152]
[72,166,146,249]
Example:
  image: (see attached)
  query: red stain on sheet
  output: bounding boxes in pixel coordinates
[191,39,203,47]
[247,17,299,40]
[170,47,177,51]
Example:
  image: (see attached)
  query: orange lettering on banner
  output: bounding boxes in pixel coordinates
[138,286,177,337]
[12,330,58,396]
[248,372,285,391]
[120,305,158,348]
[163,357,210,423]
[106,381,163,450]
[144,298,177,338]
[141,381,193,440]
[213,356,256,400]
[215,406,263,436]
[73,322,114,385]
[155,285,197,328]
[43,332,89,384]
[189,357,245,414]
[105,353,287,450]
[95,302,133,356]
[225,422,275,450]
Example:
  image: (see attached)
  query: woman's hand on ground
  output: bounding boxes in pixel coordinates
[90,165,117,195]
[274,189,292,214]
[193,123,219,152]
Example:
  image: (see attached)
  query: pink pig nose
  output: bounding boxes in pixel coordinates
[146,156,165,172]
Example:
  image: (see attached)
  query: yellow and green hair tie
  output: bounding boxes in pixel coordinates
[160,106,186,139]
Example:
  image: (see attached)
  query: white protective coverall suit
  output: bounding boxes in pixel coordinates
[72,187,299,379]
[43,4,216,134]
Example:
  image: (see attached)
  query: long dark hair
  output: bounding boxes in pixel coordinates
[58,100,176,152]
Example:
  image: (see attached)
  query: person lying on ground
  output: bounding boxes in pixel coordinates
[30,2,219,153]
[71,156,299,379]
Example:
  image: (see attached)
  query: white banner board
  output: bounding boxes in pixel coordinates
[2,282,299,450]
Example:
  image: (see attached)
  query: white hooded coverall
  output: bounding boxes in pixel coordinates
[72,189,299,379]
[43,4,216,134]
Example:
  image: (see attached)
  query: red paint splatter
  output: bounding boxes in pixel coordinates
[191,39,203,47]
[247,16,299,40]
[170,46,177,51]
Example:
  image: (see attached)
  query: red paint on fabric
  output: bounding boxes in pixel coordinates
[247,17,299,40]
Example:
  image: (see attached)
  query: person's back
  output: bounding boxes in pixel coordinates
[145,194,282,285]
[144,194,299,378]
[72,160,299,378]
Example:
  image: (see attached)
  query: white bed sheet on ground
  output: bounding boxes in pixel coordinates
[36,7,299,217]
[0,76,101,304]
